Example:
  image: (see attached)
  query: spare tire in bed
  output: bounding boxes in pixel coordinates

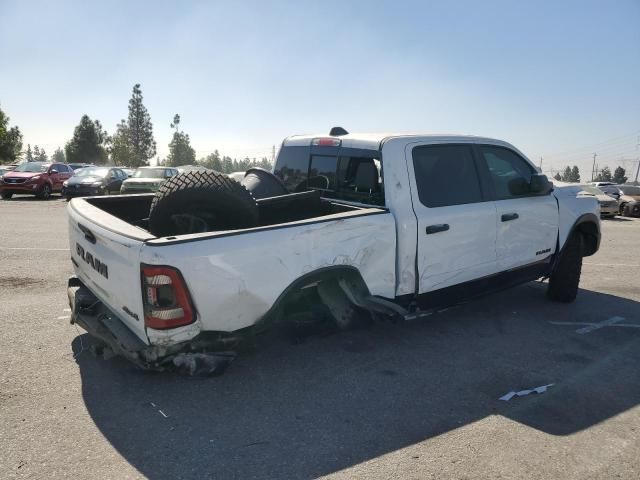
[148,170,259,237]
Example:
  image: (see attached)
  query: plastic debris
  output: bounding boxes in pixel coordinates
[499,383,554,401]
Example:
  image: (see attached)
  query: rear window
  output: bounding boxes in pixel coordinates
[309,155,337,190]
[274,146,309,191]
[274,144,385,205]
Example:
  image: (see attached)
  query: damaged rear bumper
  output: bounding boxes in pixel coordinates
[67,276,235,375]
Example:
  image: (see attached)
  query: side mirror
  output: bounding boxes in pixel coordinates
[49,169,58,174]
[529,174,553,195]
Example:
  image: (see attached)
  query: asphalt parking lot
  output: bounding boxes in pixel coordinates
[1,194,639,480]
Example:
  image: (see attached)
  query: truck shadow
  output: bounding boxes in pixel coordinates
[74,284,640,479]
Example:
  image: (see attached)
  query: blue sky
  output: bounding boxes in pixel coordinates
[1,0,639,176]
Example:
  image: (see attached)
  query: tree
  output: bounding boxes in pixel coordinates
[126,84,156,167]
[0,105,23,163]
[570,166,580,183]
[52,147,65,163]
[25,144,34,162]
[560,165,580,182]
[594,166,612,182]
[221,156,234,173]
[613,166,627,184]
[109,120,134,166]
[553,172,562,181]
[199,150,223,171]
[166,114,196,167]
[65,115,109,164]
[33,145,48,162]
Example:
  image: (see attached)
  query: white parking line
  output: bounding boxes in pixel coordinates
[549,316,640,334]
[0,247,69,251]
[583,263,640,267]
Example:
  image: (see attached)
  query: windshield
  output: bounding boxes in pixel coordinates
[76,167,109,178]
[13,162,48,173]
[580,186,604,195]
[133,168,166,179]
[620,186,640,196]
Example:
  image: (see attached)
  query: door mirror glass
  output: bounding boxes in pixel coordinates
[529,174,553,195]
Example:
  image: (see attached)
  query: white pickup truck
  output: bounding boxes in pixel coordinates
[67,131,601,374]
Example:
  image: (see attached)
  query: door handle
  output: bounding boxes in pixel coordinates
[501,213,519,222]
[426,224,450,234]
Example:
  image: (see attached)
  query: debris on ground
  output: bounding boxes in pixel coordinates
[499,383,554,401]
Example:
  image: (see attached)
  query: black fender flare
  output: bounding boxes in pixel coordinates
[561,213,601,258]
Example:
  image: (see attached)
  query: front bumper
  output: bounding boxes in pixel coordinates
[63,185,105,197]
[0,183,40,194]
[599,203,618,216]
[67,276,235,374]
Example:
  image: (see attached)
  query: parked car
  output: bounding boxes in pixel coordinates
[616,185,640,217]
[578,185,618,217]
[66,130,600,373]
[68,163,94,171]
[121,168,135,177]
[120,166,179,193]
[0,161,73,199]
[62,167,128,200]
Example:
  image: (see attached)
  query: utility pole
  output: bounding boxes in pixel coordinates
[271,145,275,164]
[539,157,543,171]
[591,153,597,182]
[634,136,640,185]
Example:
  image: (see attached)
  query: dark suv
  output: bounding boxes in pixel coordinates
[0,162,74,200]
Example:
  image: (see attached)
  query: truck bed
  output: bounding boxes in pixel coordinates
[82,190,370,236]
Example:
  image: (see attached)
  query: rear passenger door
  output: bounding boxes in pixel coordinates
[406,143,498,294]
[476,145,558,271]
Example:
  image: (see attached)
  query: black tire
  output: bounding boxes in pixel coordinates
[37,184,51,200]
[620,203,628,216]
[149,171,259,237]
[547,233,583,303]
[1,192,12,200]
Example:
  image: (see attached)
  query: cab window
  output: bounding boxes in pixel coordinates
[479,146,535,200]
[412,144,483,207]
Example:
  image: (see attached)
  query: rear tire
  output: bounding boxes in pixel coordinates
[547,233,583,303]
[148,171,259,237]
[1,192,12,200]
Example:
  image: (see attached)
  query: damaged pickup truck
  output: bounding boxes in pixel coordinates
[67,130,601,375]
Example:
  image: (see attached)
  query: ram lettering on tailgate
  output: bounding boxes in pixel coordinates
[76,243,109,279]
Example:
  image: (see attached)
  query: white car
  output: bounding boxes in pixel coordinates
[66,130,600,374]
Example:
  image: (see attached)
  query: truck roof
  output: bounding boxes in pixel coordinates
[283,132,518,152]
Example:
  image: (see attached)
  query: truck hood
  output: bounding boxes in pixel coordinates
[621,194,640,202]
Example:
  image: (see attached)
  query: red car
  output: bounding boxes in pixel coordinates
[0,162,74,200]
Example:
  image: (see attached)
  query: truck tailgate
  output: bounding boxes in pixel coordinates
[67,198,153,344]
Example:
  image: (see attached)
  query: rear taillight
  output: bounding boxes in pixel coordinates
[141,265,195,329]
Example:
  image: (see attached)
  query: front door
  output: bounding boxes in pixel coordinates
[406,143,498,294]
[476,145,558,271]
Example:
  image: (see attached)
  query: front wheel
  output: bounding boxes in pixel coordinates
[37,184,51,200]
[547,233,583,303]
[1,192,13,200]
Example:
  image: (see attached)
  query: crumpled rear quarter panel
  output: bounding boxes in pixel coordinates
[140,211,397,333]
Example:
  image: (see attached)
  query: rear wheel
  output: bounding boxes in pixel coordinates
[1,192,13,200]
[547,233,583,303]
